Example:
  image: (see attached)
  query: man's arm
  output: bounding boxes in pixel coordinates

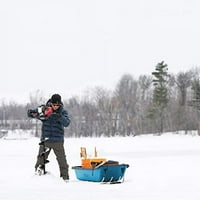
[60,110,71,127]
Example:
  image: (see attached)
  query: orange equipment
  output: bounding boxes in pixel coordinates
[80,147,106,169]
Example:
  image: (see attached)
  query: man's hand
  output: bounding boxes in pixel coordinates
[27,109,38,118]
[48,112,61,119]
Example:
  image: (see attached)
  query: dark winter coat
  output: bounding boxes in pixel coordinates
[41,104,70,142]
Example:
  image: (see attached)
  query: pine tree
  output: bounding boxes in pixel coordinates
[190,78,200,135]
[148,61,169,134]
[191,79,200,103]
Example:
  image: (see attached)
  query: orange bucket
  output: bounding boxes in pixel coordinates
[81,158,106,168]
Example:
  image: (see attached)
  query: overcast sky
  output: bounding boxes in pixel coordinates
[0,0,200,104]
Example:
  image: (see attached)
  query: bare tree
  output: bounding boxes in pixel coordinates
[114,74,138,136]
[136,75,153,134]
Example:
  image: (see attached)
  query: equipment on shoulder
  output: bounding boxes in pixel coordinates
[27,105,53,120]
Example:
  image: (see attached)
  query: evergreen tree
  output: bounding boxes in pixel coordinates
[148,61,169,134]
[190,78,200,135]
[191,79,200,103]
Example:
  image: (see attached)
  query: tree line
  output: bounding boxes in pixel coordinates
[1,61,200,137]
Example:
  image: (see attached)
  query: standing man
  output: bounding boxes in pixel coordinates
[28,94,71,182]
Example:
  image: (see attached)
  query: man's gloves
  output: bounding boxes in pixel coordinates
[48,112,61,119]
[27,109,38,118]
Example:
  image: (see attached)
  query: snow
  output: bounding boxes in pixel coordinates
[1,131,200,200]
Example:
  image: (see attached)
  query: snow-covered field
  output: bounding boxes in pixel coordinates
[1,131,200,200]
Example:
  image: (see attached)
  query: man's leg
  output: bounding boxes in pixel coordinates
[51,142,69,179]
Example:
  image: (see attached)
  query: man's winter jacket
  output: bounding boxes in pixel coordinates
[41,105,70,142]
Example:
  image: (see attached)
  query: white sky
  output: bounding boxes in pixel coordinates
[1,0,200,104]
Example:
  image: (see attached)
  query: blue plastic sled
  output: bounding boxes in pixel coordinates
[72,162,129,183]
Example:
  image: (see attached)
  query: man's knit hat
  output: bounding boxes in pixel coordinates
[51,94,62,104]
